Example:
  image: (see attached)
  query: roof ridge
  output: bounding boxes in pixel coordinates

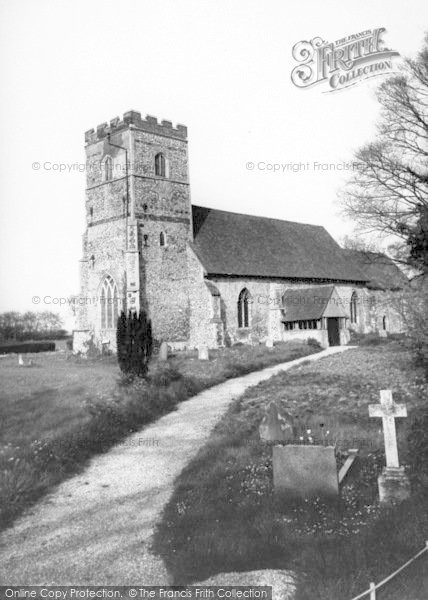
[191,204,325,229]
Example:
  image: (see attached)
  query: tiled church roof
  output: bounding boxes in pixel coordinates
[191,206,368,282]
[343,250,409,290]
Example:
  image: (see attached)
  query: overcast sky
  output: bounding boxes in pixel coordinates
[0,0,426,327]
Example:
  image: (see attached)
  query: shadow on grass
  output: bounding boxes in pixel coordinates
[151,345,428,599]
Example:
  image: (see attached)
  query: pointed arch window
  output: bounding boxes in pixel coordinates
[100,275,119,329]
[104,156,113,181]
[237,288,251,328]
[155,152,166,177]
[350,291,358,324]
[160,231,167,247]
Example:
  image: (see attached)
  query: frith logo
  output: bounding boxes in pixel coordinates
[291,28,400,92]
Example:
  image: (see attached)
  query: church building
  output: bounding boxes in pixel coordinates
[73,110,407,353]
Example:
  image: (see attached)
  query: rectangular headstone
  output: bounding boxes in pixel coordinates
[159,341,169,361]
[273,444,338,500]
[198,344,209,360]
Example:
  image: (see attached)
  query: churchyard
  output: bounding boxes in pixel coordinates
[0,339,318,531]
[152,341,428,599]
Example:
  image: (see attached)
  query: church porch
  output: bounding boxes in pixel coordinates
[279,285,350,348]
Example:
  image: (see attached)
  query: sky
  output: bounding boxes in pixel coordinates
[0,0,426,328]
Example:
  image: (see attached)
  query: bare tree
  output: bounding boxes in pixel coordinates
[341,235,381,253]
[0,312,22,340]
[340,37,428,273]
[0,311,64,341]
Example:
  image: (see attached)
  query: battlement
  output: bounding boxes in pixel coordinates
[85,110,188,144]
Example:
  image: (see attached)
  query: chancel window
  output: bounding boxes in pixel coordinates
[155,153,166,177]
[237,288,251,328]
[104,156,113,181]
[100,275,118,329]
[350,292,358,324]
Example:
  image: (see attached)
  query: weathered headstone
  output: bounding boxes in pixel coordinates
[369,389,410,504]
[18,354,24,366]
[273,444,338,500]
[265,338,274,348]
[260,400,294,443]
[159,341,169,361]
[378,329,387,338]
[198,344,209,360]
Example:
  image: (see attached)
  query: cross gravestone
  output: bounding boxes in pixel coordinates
[159,341,169,361]
[198,344,209,360]
[369,389,410,504]
[259,400,294,443]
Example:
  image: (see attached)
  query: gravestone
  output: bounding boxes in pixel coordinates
[18,354,24,366]
[369,389,410,504]
[198,344,209,360]
[273,444,338,500]
[378,329,387,338]
[159,341,169,361]
[259,400,294,443]
[265,338,274,348]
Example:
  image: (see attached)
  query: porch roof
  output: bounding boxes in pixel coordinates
[281,285,349,322]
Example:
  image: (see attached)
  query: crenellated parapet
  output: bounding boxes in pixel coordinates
[85,110,188,144]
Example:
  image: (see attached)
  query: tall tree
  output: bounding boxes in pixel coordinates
[340,37,428,273]
[116,311,129,372]
[116,310,153,377]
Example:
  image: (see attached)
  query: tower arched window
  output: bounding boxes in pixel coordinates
[350,291,358,324]
[155,152,166,177]
[237,288,251,328]
[160,231,167,247]
[100,275,119,329]
[104,156,113,181]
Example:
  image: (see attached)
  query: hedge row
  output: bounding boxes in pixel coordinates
[0,341,55,354]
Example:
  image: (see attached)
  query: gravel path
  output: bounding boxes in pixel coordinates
[0,346,352,585]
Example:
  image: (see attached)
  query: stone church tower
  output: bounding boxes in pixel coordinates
[74,110,192,352]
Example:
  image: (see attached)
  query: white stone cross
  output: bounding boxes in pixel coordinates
[369,390,407,468]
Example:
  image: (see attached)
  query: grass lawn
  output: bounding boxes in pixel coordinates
[152,342,428,599]
[0,340,317,532]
